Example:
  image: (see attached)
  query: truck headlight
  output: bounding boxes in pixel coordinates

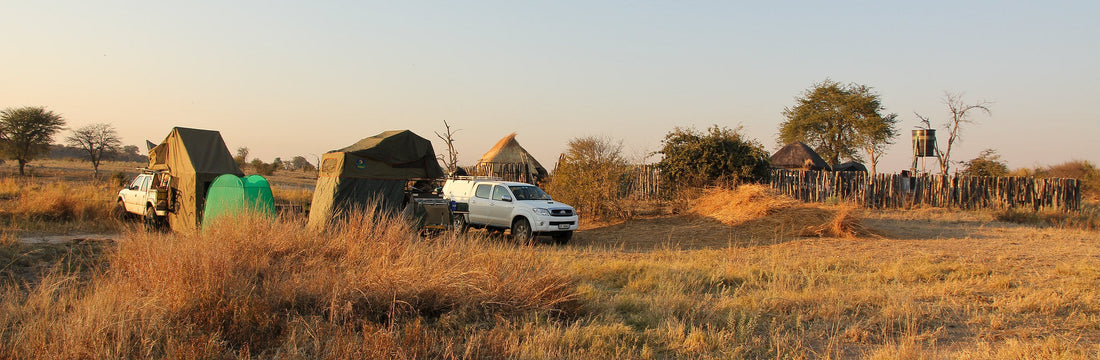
[533,208,550,216]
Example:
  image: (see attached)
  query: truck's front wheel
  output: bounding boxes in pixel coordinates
[453,213,468,234]
[114,199,128,220]
[511,218,533,245]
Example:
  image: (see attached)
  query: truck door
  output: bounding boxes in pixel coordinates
[489,185,515,227]
[138,176,152,209]
[123,176,148,213]
[467,184,493,225]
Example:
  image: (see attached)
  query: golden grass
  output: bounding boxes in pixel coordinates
[0,210,578,359]
[0,178,120,233]
[689,184,872,238]
[2,177,1099,358]
[269,184,313,208]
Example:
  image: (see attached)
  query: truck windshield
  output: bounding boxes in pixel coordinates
[508,185,552,201]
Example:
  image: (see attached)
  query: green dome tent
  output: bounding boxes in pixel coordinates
[308,130,444,229]
[202,174,276,227]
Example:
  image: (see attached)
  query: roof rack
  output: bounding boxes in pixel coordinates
[136,168,169,174]
[450,175,503,181]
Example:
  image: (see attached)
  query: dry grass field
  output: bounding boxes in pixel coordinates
[1,164,1098,358]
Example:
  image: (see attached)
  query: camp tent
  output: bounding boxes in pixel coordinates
[473,133,547,183]
[308,130,444,229]
[832,161,868,172]
[148,127,243,231]
[202,174,276,227]
[770,142,831,171]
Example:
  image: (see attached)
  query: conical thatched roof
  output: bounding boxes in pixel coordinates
[475,133,548,180]
[770,142,830,171]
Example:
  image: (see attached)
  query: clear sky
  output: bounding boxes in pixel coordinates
[3,1,1098,172]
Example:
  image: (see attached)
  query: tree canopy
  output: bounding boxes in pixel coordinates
[547,136,629,217]
[656,125,770,188]
[779,80,898,169]
[0,106,67,176]
[960,149,1008,177]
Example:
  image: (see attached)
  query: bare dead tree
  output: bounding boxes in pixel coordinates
[435,120,460,173]
[915,92,992,175]
[65,123,121,178]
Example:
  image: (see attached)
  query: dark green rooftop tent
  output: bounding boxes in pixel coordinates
[308,130,444,229]
[147,127,243,231]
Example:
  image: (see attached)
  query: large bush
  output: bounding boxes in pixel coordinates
[960,149,1009,177]
[656,125,771,188]
[547,136,629,217]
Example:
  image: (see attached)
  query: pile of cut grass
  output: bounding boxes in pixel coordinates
[689,184,872,238]
[0,210,578,359]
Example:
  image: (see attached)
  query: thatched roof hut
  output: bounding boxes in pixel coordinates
[832,161,867,172]
[770,142,831,171]
[473,133,548,183]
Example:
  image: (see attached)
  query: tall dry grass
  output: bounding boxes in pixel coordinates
[2,179,1099,358]
[0,210,578,359]
[0,178,119,233]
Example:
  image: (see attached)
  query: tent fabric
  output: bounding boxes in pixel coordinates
[770,142,831,171]
[832,161,868,172]
[308,130,444,229]
[148,127,243,231]
[203,174,276,227]
[334,130,439,167]
[474,133,548,179]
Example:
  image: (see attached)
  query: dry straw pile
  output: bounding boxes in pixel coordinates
[689,184,870,238]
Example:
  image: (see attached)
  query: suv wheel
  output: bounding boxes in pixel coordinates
[551,231,573,245]
[144,206,160,231]
[453,213,468,233]
[511,218,533,245]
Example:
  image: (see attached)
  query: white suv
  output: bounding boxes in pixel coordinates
[117,171,169,227]
[442,178,578,244]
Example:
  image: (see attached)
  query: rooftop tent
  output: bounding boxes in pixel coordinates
[832,161,868,172]
[473,133,548,183]
[308,130,444,229]
[203,174,276,227]
[148,127,243,231]
[770,142,831,171]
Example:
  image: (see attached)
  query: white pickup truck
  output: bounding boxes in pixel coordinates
[442,177,578,244]
[116,170,170,228]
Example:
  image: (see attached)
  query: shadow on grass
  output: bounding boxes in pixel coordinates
[571,215,799,251]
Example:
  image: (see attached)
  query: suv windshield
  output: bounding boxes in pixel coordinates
[508,185,552,201]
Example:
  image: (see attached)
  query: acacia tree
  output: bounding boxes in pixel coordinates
[234,147,249,168]
[779,80,898,170]
[65,123,122,178]
[915,92,992,175]
[0,106,66,176]
[290,156,312,171]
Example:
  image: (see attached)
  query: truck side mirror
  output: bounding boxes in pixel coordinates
[501,195,512,202]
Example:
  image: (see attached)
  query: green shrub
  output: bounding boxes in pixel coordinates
[547,136,630,218]
[656,125,771,189]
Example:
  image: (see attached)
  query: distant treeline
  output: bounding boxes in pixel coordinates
[47,144,148,163]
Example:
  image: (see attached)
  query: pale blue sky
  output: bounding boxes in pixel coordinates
[2,1,1097,172]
